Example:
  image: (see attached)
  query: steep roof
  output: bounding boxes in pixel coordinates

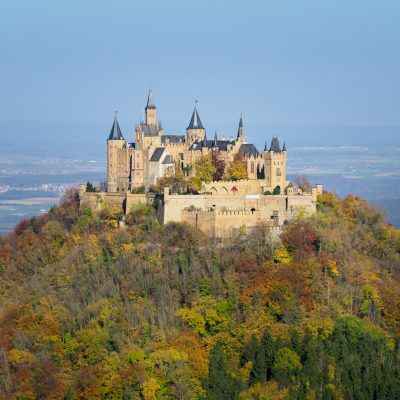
[137,123,161,137]
[237,115,244,139]
[145,89,156,110]
[187,107,204,130]
[269,137,282,152]
[108,116,124,140]
[162,154,174,164]
[149,147,165,162]
[188,139,231,152]
[238,143,259,157]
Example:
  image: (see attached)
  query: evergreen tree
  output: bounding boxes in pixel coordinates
[204,341,241,400]
[242,334,258,366]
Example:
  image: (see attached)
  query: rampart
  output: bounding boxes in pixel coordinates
[79,182,322,237]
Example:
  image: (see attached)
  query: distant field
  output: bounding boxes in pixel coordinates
[0,195,60,234]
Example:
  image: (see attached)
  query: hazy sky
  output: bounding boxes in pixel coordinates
[1,0,399,149]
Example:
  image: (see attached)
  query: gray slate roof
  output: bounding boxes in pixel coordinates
[108,117,124,140]
[188,139,231,152]
[138,123,161,137]
[238,143,259,157]
[269,137,281,152]
[162,154,174,164]
[146,90,156,109]
[161,135,185,144]
[187,107,204,130]
[149,147,165,162]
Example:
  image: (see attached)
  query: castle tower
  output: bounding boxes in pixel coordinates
[145,89,157,126]
[107,113,126,193]
[264,137,287,192]
[186,103,205,142]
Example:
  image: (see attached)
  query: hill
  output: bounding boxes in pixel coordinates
[0,189,399,399]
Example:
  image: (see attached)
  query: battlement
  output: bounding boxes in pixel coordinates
[207,178,265,186]
[164,142,186,147]
[182,209,260,216]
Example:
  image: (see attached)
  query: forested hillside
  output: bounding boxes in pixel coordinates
[0,189,399,399]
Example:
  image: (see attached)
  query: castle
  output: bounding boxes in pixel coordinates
[80,90,322,237]
[106,89,287,193]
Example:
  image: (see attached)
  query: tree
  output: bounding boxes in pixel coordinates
[194,155,216,183]
[273,186,281,195]
[228,154,248,180]
[272,347,301,385]
[294,175,312,192]
[86,182,95,192]
[204,342,241,400]
[211,150,226,181]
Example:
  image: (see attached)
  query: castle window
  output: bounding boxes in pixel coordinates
[276,168,281,176]
[251,161,254,174]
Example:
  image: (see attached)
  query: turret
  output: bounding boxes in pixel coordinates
[107,113,126,193]
[264,137,287,192]
[186,102,206,142]
[145,89,157,126]
[237,115,244,140]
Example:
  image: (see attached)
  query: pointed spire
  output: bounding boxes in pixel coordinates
[108,112,124,140]
[237,114,244,139]
[264,141,268,151]
[187,101,204,130]
[145,89,156,110]
[282,141,286,151]
[213,131,218,147]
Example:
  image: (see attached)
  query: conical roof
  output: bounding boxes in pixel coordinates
[237,115,244,138]
[187,106,204,130]
[146,89,156,110]
[108,115,124,140]
[213,131,218,146]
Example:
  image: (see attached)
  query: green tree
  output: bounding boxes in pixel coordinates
[204,342,241,400]
[272,347,301,385]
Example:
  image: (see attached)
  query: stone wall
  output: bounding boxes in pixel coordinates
[79,185,147,213]
[181,209,284,238]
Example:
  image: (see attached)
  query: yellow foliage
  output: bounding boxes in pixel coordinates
[142,377,159,400]
[327,260,339,277]
[8,348,35,366]
[239,381,289,400]
[176,308,206,336]
[305,313,334,340]
[274,244,292,264]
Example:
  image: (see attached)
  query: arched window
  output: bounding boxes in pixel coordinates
[251,161,254,174]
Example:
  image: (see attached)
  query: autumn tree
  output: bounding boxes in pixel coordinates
[194,154,216,183]
[294,175,312,192]
[228,153,248,180]
[211,150,226,181]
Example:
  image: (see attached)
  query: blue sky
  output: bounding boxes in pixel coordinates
[1,0,399,154]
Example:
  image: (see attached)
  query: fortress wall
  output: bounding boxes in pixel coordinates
[79,190,147,213]
[181,209,279,237]
[287,194,316,215]
[125,193,148,212]
[163,194,249,223]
